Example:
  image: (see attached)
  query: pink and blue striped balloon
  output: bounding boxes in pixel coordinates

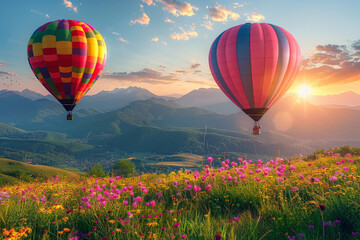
[209,23,301,122]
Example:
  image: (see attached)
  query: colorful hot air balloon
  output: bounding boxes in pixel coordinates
[209,23,301,135]
[27,19,107,120]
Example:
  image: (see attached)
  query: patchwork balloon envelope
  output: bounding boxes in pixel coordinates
[209,23,301,134]
[27,19,107,120]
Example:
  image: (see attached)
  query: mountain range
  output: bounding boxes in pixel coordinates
[1,86,360,169]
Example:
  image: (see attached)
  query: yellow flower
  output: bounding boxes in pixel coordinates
[109,220,115,224]
[116,228,122,232]
[147,221,158,227]
[63,228,70,233]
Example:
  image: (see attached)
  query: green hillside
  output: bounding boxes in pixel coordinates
[0,158,83,186]
[0,137,93,166]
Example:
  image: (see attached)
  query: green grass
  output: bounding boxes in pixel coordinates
[0,158,83,186]
[0,152,359,240]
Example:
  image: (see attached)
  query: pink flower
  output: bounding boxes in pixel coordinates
[123,200,128,206]
[181,234,187,239]
[292,187,299,191]
[208,157,213,163]
[109,178,114,183]
[329,176,337,181]
[150,200,156,207]
[205,184,212,191]
[343,167,349,171]
[290,165,296,171]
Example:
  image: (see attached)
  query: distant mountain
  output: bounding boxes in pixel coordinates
[0,91,64,125]
[76,86,159,111]
[0,89,51,101]
[178,88,239,114]
[0,122,67,140]
[309,91,360,107]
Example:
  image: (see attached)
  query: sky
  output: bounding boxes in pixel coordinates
[1,0,360,96]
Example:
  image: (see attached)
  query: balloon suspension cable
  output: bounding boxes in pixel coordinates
[67,111,73,121]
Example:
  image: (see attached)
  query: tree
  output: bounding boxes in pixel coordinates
[89,163,106,177]
[113,159,136,177]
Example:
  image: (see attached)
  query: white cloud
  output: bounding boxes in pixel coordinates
[112,32,121,35]
[130,13,150,25]
[156,0,198,17]
[117,37,129,43]
[245,12,265,22]
[170,27,198,41]
[151,37,159,42]
[142,0,155,6]
[63,0,78,13]
[164,18,174,23]
[207,3,240,22]
[161,41,167,46]
[30,9,50,18]
[201,21,213,30]
[233,2,245,8]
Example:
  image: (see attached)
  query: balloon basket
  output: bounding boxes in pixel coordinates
[253,122,261,135]
[67,114,73,121]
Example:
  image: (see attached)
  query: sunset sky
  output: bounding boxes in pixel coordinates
[1,0,360,96]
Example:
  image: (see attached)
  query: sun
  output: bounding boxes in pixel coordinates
[297,85,312,98]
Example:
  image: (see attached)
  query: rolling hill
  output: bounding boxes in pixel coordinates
[0,158,82,186]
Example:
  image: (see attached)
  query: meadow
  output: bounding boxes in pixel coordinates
[0,151,359,240]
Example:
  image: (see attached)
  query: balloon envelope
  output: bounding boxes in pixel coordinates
[209,23,301,122]
[27,19,107,116]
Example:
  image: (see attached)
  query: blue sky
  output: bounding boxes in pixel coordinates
[1,0,360,95]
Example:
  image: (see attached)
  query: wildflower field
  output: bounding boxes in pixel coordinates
[1,152,359,240]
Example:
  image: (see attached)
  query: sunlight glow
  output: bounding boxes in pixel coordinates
[297,85,312,98]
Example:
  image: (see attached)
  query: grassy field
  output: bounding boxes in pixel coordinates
[0,158,83,186]
[0,152,359,240]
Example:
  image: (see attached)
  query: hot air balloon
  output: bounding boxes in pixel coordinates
[27,19,107,120]
[209,23,301,135]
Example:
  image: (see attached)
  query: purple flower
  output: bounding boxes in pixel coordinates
[323,222,330,227]
[352,232,359,236]
[299,233,305,238]
[309,225,314,229]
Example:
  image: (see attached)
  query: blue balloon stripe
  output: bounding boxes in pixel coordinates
[236,23,255,109]
[210,32,244,109]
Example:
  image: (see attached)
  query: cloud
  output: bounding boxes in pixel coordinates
[63,0,78,13]
[30,9,50,18]
[103,68,180,84]
[151,37,159,42]
[117,37,129,43]
[161,41,168,46]
[170,26,198,40]
[233,2,245,8]
[201,21,213,30]
[142,0,155,6]
[164,18,174,23]
[207,3,240,22]
[245,12,265,22]
[352,40,360,51]
[0,71,16,76]
[156,0,198,17]
[173,69,201,77]
[130,13,150,25]
[112,32,121,35]
[190,63,201,69]
[298,41,360,87]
